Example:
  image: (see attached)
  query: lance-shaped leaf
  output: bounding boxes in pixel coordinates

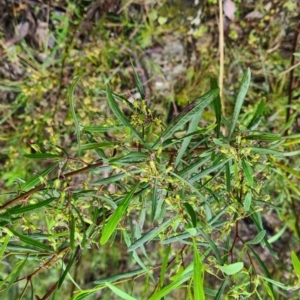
[219,262,244,275]
[131,59,145,99]
[152,88,219,150]
[106,84,151,150]
[193,240,205,300]
[128,218,173,252]
[105,283,139,300]
[100,184,139,245]
[229,68,251,138]
[20,162,59,191]
[69,76,82,156]
[175,109,204,167]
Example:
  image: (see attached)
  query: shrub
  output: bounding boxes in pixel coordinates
[0,68,299,299]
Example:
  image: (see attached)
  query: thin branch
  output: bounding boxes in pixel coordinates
[0,161,104,210]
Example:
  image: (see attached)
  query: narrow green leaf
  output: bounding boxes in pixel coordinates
[291,251,300,278]
[210,78,222,137]
[268,225,287,244]
[198,229,223,264]
[2,258,27,299]
[58,247,80,289]
[219,262,244,275]
[7,197,57,215]
[160,245,171,287]
[229,68,251,138]
[148,264,193,300]
[247,245,275,297]
[250,212,278,258]
[80,142,115,151]
[71,204,87,247]
[247,99,266,129]
[215,279,228,300]
[109,152,148,165]
[153,88,219,149]
[162,231,201,245]
[152,180,158,221]
[193,240,205,300]
[169,171,205,200]
[131,59,145,99]
[241,160,254,186]
[70,213,75,251]
[128,218,173,252]
[245,133,281,141]
[246,230,266,245]
[0,234,11,258]
[132,251,155,283]
[86,132,108,160]
[106,282,138,300]
[178,156,211,178]
[10,229,53,251]
[106,84,151,150]
[243,193,252,211]
[84,125,124,133]
[259,276,292,290]
[183,202,197,227]
[100,184,139,245]
[23,153,61,159]
[175,108,204,166]
[250,147,284,156]
[20,162,59,191]
[225,161,231,192]
[69,76,82,155]
[188,158,231,184]
[94,269,144,284]
[0,243,44,252]
[92,173,129,186]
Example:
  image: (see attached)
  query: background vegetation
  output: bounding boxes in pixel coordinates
[0,0,299,299]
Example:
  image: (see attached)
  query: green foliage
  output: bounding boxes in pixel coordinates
[1,68,299,299]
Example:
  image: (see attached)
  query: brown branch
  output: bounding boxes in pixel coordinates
[0,161,104,211]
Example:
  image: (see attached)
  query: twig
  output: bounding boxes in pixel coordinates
[0,161,104,210]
